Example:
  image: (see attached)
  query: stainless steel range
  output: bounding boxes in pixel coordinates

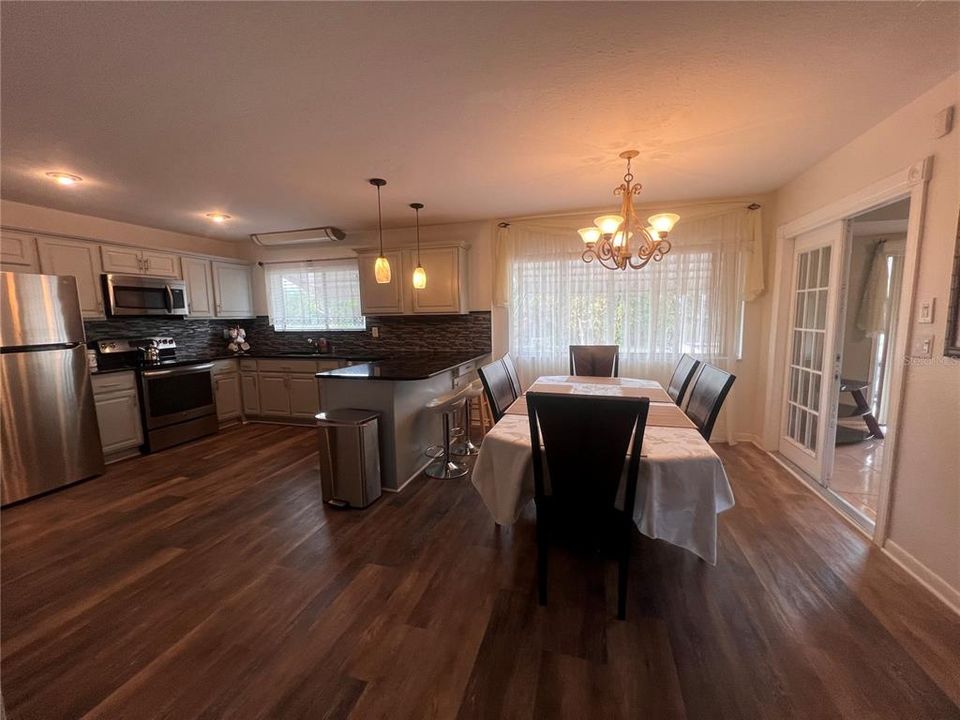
[95,337,218,453]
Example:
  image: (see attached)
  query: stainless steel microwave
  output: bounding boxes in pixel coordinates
[102,274,189,317]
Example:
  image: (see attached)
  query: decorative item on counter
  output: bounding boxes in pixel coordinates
[226,325,251,354]
[307,337,330,354]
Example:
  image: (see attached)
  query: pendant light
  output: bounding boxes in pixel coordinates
[410,202,427,289]
[369,178,391,284]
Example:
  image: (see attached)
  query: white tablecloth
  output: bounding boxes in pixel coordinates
[470,377,736,564]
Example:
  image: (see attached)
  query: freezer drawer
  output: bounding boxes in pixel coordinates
[316,410,382,508]
[1,344,105,504]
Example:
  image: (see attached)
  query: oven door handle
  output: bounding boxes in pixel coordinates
[141,363,214,378]
[164,285,174,313]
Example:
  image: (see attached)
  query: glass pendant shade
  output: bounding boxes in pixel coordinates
[648,213,680,234]
[595,214,624,235]
[412,265,427,289]
[578,227,601,245]
[374,255,392,284]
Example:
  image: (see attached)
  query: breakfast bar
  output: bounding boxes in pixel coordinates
[316,352,488,490]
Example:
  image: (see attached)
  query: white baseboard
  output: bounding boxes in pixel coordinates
[882,540,960,617]
[733,432,765,449]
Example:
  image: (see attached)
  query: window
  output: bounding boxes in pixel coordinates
[505,211,748,387]
[265,260,365,331]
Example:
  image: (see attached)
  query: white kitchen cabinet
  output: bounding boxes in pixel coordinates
[212,262,254,318]
[0,230,39,272]
[409,246,468,314]
[258,373,291,416]
[101,246,180,278]
[182,257,214,317]
[288,375,321,418]
[36,237,105,318]
[358,250,405,315]
[214,373,242,423]
[241,372,260,415]
[91,372,143,459]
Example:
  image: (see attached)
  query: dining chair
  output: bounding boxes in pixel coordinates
[568,345,620,378]
[684,363,736,441]
[501,352,523,397]
[526,391,649,620]
[478,359,518,423]
[667,353,701,407]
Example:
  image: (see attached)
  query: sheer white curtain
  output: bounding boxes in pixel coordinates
[502,206,760,442]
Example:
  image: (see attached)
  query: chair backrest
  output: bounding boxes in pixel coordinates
[568,345,620,378]
[684,363,736,441]
[667,354,701,406]
[526,392,648,528]
[501,353,523,397]
[478,359,518,422]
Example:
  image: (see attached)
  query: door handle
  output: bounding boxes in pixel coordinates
[164,285,174,312]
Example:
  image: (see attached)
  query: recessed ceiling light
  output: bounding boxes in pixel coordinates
[46,172,82,186]
[205,213,231,223]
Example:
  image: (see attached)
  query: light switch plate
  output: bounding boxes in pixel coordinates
[934,105,955,138]
[912,334,934,359]
[918,298,935,324]
[371,326,379,338]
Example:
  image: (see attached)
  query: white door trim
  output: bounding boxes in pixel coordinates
[762,156,932,544]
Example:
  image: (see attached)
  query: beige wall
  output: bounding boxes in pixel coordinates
[764,73,960,598]
[0,199,251,261]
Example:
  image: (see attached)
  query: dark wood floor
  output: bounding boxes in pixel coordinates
[2,424,958,719]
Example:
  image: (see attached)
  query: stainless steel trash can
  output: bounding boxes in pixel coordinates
[315,409,382,508]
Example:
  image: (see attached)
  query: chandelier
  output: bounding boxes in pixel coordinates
[578,150,679,271]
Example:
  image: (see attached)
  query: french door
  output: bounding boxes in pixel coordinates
[779,221,848,483]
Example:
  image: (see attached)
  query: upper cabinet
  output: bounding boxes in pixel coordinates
[36,237,105,318]
[358,246,468,316]
[409,246,468,315]
[0,231,39,272]
[182,257,214,318]
[358,250,405,315]
[212,262,254,318]
[101,246,180,278]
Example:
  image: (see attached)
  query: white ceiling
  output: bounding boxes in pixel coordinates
[2,2,957,241]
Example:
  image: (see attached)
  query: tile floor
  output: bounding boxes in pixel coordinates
[830,420,884,523]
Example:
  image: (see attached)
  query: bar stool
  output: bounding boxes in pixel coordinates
[451,380,484,456]
[424,389,470,479]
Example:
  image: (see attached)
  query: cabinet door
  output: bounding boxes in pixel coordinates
[411,247,465,314]
[37,238,105,318]
[0,231,39,271]
[241,372,260,415]
[358,250,405,315]
[94,390,144,454]
[182,257,214,317]
[258,373,291,416]
[141,251,181,278]
[212,262,254,318]
[214,373,241,421]
[288,374,320,418]
[101,246,144,275]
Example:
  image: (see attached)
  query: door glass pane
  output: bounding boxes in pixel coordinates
[786,244,832,452]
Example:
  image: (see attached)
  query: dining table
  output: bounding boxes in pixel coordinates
[470,375,735,564]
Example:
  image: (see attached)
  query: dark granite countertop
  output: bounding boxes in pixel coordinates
[91,351,387,375]
[315,351,489,381]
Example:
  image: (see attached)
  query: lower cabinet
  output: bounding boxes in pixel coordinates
[258,373,292,416]
[91,372,143,461]
[236,358,331,424]
[241,373,260,415]
[214,373,241,423]
[289,375,322,418]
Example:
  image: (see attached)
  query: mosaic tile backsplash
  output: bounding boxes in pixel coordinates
[84,312,492,358]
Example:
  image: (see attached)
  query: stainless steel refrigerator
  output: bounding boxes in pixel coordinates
[1,272,104,504]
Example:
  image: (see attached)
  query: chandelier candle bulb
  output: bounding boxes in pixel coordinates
[578,227,601,245]
[648,213,680,235]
